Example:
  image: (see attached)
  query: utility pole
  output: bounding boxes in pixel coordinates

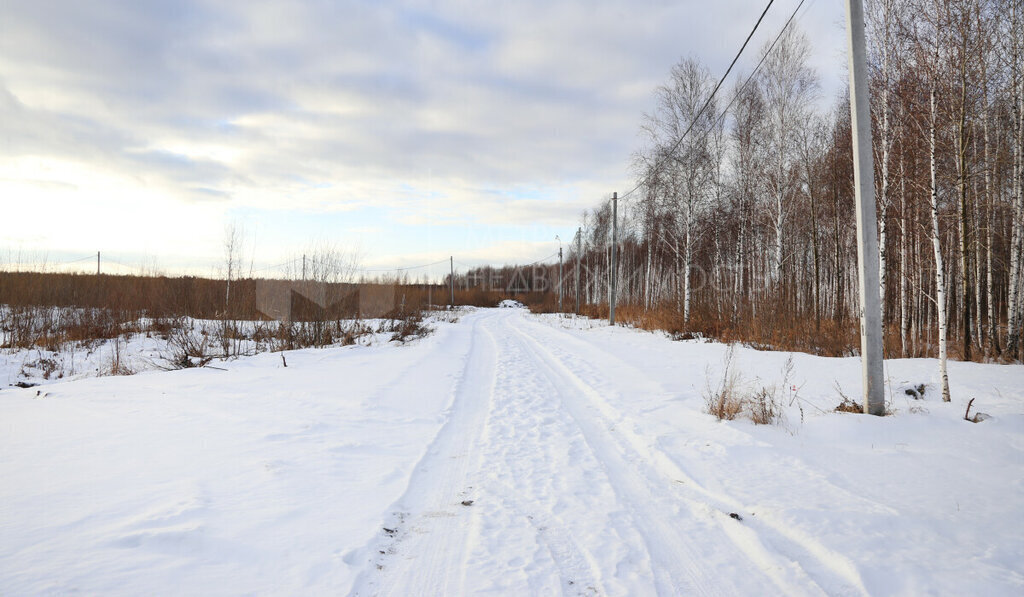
[846,0,885,416]
[558,244,563,313]
[575,228,582,315]
[449,256,455,310]
[610,192,618,325]
[96,251,100,275]
[302,254,306,281]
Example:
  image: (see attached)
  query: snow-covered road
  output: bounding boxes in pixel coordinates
[352,308,872,596]
[3,307,1023,596]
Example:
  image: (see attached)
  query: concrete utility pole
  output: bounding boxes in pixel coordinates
[610,192,618,326]
[846,0,886,416]
[96,251,100,275]
[575,228,582,314]
[449,256,455,309]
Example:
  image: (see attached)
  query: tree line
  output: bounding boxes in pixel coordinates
[566,0,1022,363]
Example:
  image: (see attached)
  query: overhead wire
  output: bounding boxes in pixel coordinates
[519,251,560,268]
[708,0,811,134]
[354,258,451,273]
[54,254,96,265]
[618,0,778,203]
[250,258,302,273]
[103,259,141,272]
[617,0,813,210]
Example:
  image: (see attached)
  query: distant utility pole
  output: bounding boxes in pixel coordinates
[449,256,455,309]
[609,192,618,325]
[97,251,100,275]
[575,228,582,315]
[558,244,563,313]
[846,0,885,416]
[302,254,307,281]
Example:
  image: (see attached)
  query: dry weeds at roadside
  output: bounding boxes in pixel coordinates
[601,302,862,359]
[106,336,134,376]
[834,397,863,413]
[703,345,787,426]
[747,387,782,425]
[1,271,448,385]
[703,345,744,420]
[831,381,900,416]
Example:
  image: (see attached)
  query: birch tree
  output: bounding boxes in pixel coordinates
[758,28,819,286]
[1007,0,1024,358]
[554,12,1024,365]
[641,58,718,324]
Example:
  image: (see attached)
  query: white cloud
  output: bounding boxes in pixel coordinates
[1,0,847,270]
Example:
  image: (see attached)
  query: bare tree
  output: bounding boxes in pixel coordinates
[757,28,819,286]
[1007,0,1024,358]
[867,0,908,333]
[640,57,720,324]
[557,10,1023,366]
[221,222,245,357]
[728,78,767,320]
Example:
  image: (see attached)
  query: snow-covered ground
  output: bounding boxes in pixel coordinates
[1,307,1022,596]
[0,315,432,388]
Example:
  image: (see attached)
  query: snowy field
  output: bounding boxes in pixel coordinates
[0,314,423,388]
[2,307,1022,596]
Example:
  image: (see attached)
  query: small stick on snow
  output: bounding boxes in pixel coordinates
[964,398,975,422]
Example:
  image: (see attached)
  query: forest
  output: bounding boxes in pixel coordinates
[535,0,1022,363]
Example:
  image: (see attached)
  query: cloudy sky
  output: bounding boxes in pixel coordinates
[1,0,847,277]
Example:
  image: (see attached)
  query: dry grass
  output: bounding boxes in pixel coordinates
[834,398,863,413]
[707,390,745,421]
[612,301,861,358]
[704,345,744,420]
[747,387,782,425]
[1,271,450,371]
[703,344,786,426]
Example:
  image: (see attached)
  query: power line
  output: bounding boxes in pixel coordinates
[619,0,812,208]
[710,0,811,134]
[354,258,450,273]
[620,0,778,203]
[54,254,96,265]
[104,260,141,271]
[251,258,301,273]
[519,251,560,268]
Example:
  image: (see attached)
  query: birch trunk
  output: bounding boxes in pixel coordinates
[983,115,998,355]
[956,57,973,361]
[930,88,952,401]
[809,164,821,331]
[684,223,692,324]
[774,185,784,285]
[879,43,890,329]
[900,146,910,357]
[645,230,653,311]
[1008,65,1024,357]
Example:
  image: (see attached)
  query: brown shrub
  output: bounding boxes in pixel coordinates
[747,387,781,425]
[834,398,863,413]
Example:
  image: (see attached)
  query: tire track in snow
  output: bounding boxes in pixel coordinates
[469,311,619,596]
[498,314,720,596]
[349,314,498,597]
[514,313,871,597]
[489,481,606,596]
